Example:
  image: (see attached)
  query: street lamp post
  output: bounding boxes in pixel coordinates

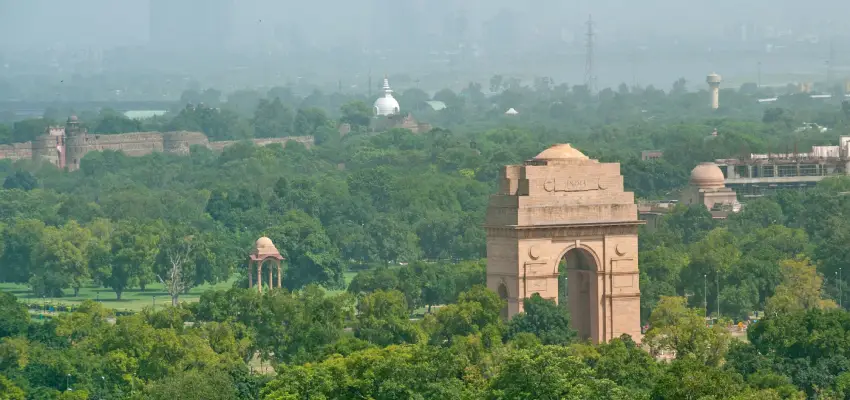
[153,296,156,311]
[716,271,720,320]
[66,374,71,391]
[702,274,708,318]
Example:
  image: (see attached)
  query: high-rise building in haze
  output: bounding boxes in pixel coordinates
[149,0,233,52]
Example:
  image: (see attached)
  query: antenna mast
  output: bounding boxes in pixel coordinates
[827,39,835,86]
[585,14,596,94]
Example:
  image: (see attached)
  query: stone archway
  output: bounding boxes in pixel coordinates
[564,248,599,341]
[497,282,510,320]
[485,144,643,344]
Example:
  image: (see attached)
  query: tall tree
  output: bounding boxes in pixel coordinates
[91,220,161,300]
[504,294,576,345]
[354,290,422,346]
[644,296,730,366]
[29,221,91,297]
[764,258,837,316]
[156,226,198,306]
[339,101,372,130]
[0,219,44,284]
[252,97,294,138]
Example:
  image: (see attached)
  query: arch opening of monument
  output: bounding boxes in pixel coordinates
[562,247,599,341]
[498,282,509,320]
[484,144,643,344]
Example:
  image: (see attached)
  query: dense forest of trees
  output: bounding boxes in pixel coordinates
[1,280,849,398]
[3,78,850,398]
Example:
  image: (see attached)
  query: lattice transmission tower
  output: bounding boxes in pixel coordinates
[584,15,597,94]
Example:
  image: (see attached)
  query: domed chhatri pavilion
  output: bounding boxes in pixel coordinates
[681,162,739,211]
[373,77,400,116]
[248,237,285,292]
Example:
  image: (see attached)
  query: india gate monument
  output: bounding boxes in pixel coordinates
[485,144,643,343]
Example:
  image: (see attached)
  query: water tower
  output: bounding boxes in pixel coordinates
[706,72,722,110]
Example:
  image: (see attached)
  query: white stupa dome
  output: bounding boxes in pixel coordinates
[373,77,400,116]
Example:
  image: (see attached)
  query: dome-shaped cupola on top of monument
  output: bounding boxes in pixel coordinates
[253,236,281,259]
[528,144,596,166]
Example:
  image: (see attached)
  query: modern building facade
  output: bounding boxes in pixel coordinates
[715,136,850,195]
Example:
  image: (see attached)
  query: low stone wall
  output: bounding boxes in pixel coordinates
[0,131,316,169]
[208,136,315,151]
[82,132,165,156]
[0,142,33,161]
[163,131,210,155]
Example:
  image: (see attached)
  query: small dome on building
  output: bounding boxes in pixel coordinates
[68,115,79,122]
[505,107,519,115]
[373,77,400,116]
[533,144,589,160]
[690,162,726,189]
[253,236,281,257]
[256,237,273,247]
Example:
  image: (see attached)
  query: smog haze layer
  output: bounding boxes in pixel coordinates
[0,0,848,97]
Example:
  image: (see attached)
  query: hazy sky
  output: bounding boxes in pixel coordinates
[2,0,849,52]
[0,0,148,49]
[0,0,848,92]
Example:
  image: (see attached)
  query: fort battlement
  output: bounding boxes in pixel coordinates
[1,117,314,171]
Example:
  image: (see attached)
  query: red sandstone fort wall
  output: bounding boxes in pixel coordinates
[80,132,165,156]
[207,136,314,151]
[163,131,210,155]
[5,130,316,170]
[0,142,33,161]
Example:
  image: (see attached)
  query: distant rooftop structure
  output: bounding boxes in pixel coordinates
[425,101,446,111]
[639,162,740,229]
[124,110,168,120]
[714,135,850,194]
[641,150,663,161]
[505,107,519,115]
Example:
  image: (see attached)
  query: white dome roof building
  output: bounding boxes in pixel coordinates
[373,77,400,117]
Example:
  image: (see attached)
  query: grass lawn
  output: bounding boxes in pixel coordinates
[0,280,235,313]
[1,270,359,313]
[327,271,358,296]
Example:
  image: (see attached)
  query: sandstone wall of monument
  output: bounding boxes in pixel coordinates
[486,145,643,344]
